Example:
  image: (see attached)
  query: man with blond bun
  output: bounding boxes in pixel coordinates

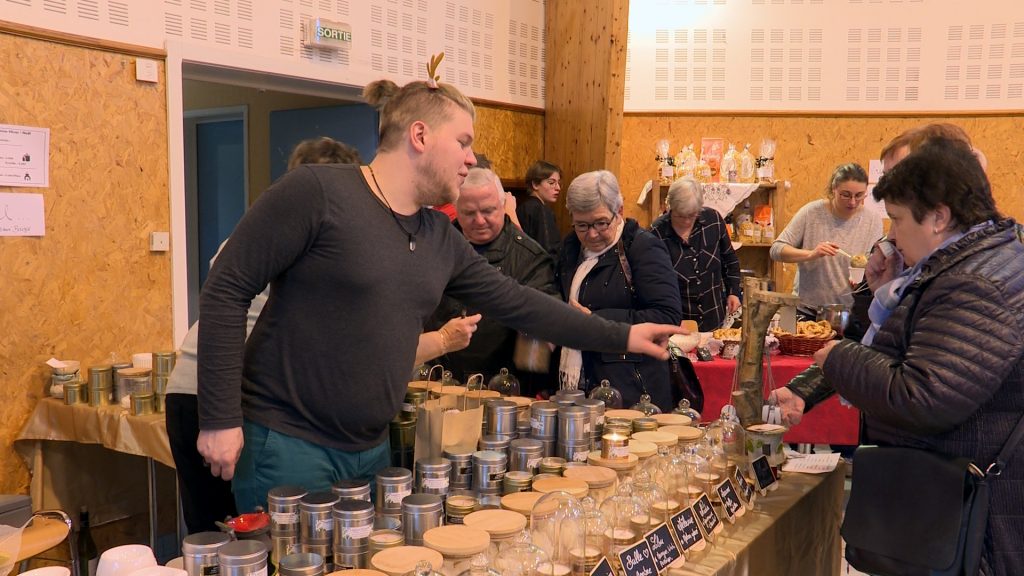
[197,75,685,511]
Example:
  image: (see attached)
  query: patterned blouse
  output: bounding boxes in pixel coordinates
[651,207,742,332]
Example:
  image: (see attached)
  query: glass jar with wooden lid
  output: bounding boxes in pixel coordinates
[422,525,491,576]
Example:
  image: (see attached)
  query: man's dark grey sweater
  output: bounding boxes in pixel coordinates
[198,164,629,451]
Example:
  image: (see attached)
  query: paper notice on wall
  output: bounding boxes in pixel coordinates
[0,193,45,236]
[0,124,50,188]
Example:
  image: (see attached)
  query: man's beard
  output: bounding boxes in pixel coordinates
[415,158,458,207]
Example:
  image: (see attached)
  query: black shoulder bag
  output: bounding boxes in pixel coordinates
[615,238,704,413]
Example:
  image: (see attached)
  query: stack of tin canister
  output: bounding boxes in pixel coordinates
[87,365,114,407]
[152,350,176,413]
[298,492,339,571]
[267,486,307,566]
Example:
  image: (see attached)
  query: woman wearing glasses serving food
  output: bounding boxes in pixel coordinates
[555,170,683,411]
[770,162,883,321]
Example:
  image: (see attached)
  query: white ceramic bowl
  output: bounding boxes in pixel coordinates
[96,545,157,576]
[19,567,71,576]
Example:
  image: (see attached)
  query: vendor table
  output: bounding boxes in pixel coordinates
[693,355,860,445]
[672,465,845,576]
[15,398,180,553]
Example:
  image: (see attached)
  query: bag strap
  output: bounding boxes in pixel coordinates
[615,238,634,293]
[988,412,1024,477]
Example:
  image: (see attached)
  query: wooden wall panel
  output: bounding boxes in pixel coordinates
[619,114,1024,292]
[0,32,171,493]
[544,0,629,230]
[472,104,544,182]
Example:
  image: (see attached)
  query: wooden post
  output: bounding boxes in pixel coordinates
[731,277,801,426]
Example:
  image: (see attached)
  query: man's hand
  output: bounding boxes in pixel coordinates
[769,388,807,427]
[197,427,244,481]
[627,323,687,360]
[439,314,482,353]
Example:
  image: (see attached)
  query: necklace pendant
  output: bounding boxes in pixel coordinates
[409,234,416,252]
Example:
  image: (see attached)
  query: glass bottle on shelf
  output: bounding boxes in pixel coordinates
[488,368,520,397]
[721,144,738,183]
[589,380,623,409]
[738,144,757,183]
[630,393,661,416]
[680,145,698,178]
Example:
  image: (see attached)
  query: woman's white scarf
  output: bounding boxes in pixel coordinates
[558,221,625,390]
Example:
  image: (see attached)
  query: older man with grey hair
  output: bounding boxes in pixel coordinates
[650,176,741,332]
[428,167,559,390]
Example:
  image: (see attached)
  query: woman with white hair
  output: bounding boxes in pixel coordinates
[650,177,741,332]
[555,170,683,411]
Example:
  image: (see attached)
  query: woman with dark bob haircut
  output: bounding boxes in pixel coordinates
[774,137,1024,575]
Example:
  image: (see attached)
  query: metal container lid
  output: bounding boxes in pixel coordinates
[478,435,511,450]
[300,492,340,511]
[484,399,517,412]
[503,471,533,485]
[64,382,85,391]
[182,531,232,554]
[445,494,478,512]
[509,438,542,451]
[111,362,133,370]
[333,479,371,495]
[551,396,576,408]
[530,401,559,415]
[472,450,507,464]
[88,365,113,374]
[377,467,413,483]
[118,367,152,377]
[333,499,375,520]
[278,552,325,576]
[557,406,587,419]
[401,493,443,513]
[268,486,308,503]
[415,458,451,473]
[218,540,268,565]
[442,450,472,461]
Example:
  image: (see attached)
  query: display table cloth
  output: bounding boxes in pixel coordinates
[672,465,845,576]
[693,355,860,445]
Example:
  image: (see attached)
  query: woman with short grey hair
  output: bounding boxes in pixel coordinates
[651,177,742,332]
[555,170,682,412]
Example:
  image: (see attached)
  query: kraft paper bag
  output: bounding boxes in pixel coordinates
[414,394,483,462]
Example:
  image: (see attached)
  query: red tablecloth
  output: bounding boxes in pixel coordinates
[692,354,860,445]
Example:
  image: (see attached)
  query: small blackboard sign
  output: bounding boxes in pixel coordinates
[618,539,658,576]
[644,523,682,572]
[715,479,744,521]
[669,506,705,554]
[692,493,721,537]
[751,455,777,492]
[588,556,614,576]
[733,468,755,504]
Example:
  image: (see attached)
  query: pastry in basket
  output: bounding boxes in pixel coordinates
[712,327,742,341]
[772,320,834,338]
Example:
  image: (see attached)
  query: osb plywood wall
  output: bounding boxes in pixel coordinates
[620,114,1024,292]
[0,32,171,494]
[473,104,545,181]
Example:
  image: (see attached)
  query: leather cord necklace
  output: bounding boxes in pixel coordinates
[367,164,422,252]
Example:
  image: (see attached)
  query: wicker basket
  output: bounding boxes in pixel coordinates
[777,332,836,356]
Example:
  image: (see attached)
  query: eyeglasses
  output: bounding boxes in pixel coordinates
[572,214,617,233]
[838,191,868,201]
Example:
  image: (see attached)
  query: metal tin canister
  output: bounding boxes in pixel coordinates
[154,393,165,414]
[576,399,606,436]
[402,389,429,422]
[332,479,371,502]
[557,441,591,464]
[268,486,307,536]
[153,350,177,377]
[300,543,332,573]
[443,450,473,491]
[415,458,451,498]
[332,498,375,568]
[529,402,558,440]
[484,399,518,438]
[444,494,478,525]
[557,406,589,443]
[182,531,231,576]
[217,539,268,576]
[376,467,413,515]
[477,435,511,456]
[632,417,659,433]
[88,365,114,407]
[131,393,155,415]
[556,389,587,404]
[277,552,324,576]
[538,438,557,458]
[368,528,405,557]
[538,457,566,476]
[471,450,507,495]
[271,535,300,568]
[502,471,534,495]
[389,420,416,469]
[111,362,133,403]
[299,492,339,545]
[64,382,87,405]
[509,438,543,474]
[401,493,444,546]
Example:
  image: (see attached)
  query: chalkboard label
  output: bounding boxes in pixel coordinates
[751,455,777,492]
[644,523,682,572]
[669,507,705,554]
[715,479,744,522]
[618,539,658,576]
[733,469,755,504]
[692,493,721,537]
[588,557,614,576]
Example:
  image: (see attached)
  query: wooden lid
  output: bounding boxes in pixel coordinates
[118,367,151,377]
[465,390,501,399]
[422,525,491,557]
[407,381,433,391]
[463,509,527,538]
[604,409,645,421]
[532,476,589,498]
[562,465,617,487]
[652,413,692,427]
[627,440,658,458]
[630,431,678,447]
[500,491,548,515]
[329,571,387,576]
[370,546,443,576]
[747,423,787,435]
[588,452,640,470]
[434,385,466,396]
[504,396,535,408]
[658,425,703,442]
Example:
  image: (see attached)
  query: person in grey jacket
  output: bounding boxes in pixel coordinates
[776,137,1024,575]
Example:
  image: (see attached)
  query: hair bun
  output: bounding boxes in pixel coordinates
[363,80,399,109]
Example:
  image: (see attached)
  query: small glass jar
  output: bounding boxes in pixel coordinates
[588,380,623,409]
[599,482,646,557]
[672,398,702,423]
[493,534,550,576]
[487,368,520,397]
[630,394,662,416]
[530,493,585,576]
[445,493,478,525]
[576,498,609,575]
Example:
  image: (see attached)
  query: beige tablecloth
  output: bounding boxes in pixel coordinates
[671,465,845,576]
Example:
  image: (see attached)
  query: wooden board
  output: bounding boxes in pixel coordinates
[421,525,491,557]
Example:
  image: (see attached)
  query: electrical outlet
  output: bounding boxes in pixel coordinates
[149,231,169,252]
[136,58,159,83]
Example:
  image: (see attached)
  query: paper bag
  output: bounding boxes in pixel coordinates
[414,394,483,462]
